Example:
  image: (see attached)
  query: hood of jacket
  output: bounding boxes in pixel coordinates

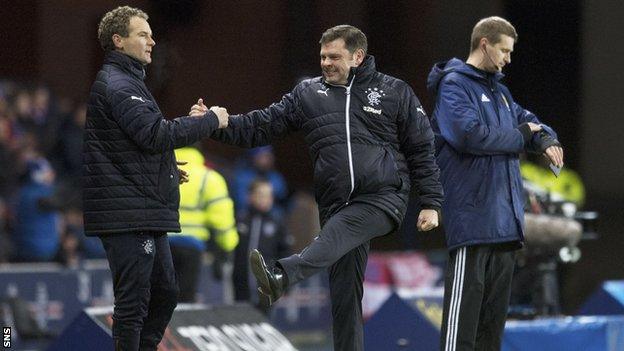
[427,58,505,96]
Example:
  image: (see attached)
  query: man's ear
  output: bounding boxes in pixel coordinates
[112,34,123,50]
[480,37,489,49]
[355,48,365,65]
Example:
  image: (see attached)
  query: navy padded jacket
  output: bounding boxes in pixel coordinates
[428,58,559,250]
[213,55,443,226]
[83,51,219,235]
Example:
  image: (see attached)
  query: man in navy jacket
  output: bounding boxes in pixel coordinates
[428,16,564,350]
[83,6,228,350]
[191,25,443,351]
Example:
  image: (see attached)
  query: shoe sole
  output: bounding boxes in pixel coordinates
[257,288,272,307]
[250,250,274,305]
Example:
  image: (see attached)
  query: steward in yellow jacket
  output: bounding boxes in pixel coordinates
[520,161,585,206]
[169,147,239,302]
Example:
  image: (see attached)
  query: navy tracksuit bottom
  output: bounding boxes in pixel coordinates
[278,202,395,351]
[440,243,517,351]
[100,232,179,351]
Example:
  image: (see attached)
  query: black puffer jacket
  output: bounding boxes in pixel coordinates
[213,56,443,225]
[83,51,219,236]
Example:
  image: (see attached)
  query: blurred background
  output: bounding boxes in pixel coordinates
[0,0,623,350]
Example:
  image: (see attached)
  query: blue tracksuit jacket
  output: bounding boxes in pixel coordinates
[428,58,558,250]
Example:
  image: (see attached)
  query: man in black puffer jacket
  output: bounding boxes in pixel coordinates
[191,25,443,351]
[83,6,228,351]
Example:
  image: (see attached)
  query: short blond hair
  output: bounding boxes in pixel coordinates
[470,16,517,52]
[98,6,148,52]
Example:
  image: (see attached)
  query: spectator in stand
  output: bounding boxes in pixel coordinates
[231,146,288,215]
[31,86,52,126]
[32,85,62,155]
[11,157,61,262]
[54,206,107,267]
[71,208,106,260]
[0,198,10,263]
[13,89,36,136]
[56,103,86,181]
[0,115,19,199]
[233,179,292,312]
[49,102,85,210]
[56,227,80,267]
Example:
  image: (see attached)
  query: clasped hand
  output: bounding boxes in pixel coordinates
[189,98,229,129]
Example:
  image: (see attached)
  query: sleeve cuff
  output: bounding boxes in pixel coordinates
[202,111,220,131]
[421,205,441,211]
[517,123,532,144]
[538,132,562,152]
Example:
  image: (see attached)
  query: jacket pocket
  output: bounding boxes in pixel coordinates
[384,148,402,189]
[157,153,178,204]
[353,143,401,193]
[467,168,488,207]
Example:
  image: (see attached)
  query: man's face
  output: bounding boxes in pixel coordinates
[320,39,361,85]
[249,183,274,213]
[484,34,514,72]
[115,16,155,65]
[253,150,275,172]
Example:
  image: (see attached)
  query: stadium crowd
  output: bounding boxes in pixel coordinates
[0,80,293,271]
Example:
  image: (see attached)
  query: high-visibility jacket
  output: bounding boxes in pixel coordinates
[170,147,239,252]
[521,161,585,206]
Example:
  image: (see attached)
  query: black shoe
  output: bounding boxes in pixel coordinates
[249,249,286,305]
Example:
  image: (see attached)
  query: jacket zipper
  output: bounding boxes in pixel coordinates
[326,76,356,205]
[487,78,503,125]
[344,79,355,203]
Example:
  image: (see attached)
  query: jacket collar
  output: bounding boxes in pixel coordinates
[104,50,146,80]
[246,207,273,220]
[350,54,377,83]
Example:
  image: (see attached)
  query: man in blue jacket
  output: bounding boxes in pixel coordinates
[83,6,228,350]
[428,17,564,350]
[191,25,443,351]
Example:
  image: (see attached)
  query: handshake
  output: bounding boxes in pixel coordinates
[189,98,229,129]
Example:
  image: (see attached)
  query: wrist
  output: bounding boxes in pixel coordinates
[205,111,219,129]
[538,131,561,152]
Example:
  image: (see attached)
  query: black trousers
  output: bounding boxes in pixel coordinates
[170,245,202,303]
[278,202,395,351]
[100,232,179,351]
[440,243,516,351]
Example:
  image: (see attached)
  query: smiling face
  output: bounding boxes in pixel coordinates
[114,16,155,65]
[320,38,363,85]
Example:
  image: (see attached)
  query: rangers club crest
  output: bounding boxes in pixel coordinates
[365,87,386,106]
[142,239,154,255]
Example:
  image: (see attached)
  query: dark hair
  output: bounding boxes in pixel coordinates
[470,16,518,52]
[319,25,368,54]
[98,6,148,52]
